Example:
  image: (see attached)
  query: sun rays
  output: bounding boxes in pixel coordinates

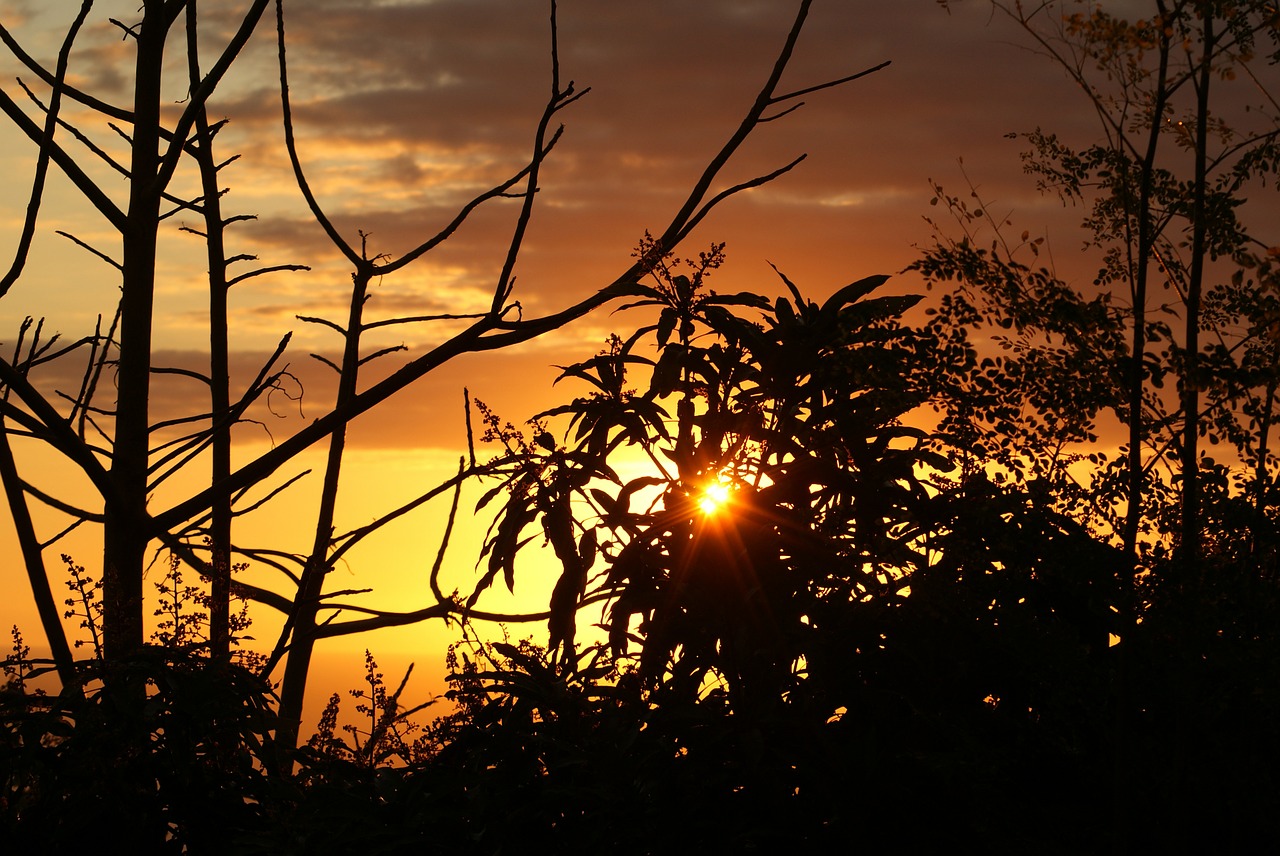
[697,481,732,516]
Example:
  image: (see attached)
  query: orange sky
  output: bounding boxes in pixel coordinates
[0,0,1211,725]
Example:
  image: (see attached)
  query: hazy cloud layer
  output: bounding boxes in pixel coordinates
[0,1,1114,452]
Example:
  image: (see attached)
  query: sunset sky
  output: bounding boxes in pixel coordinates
[0,0,1137,717]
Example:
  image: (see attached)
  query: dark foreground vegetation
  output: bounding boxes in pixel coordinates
[5,245,1280,853]
[3,1,1280,853]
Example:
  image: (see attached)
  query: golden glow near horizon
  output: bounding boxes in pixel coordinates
[0,1,1144,727]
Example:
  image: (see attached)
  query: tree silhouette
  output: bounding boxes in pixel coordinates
[0,0,887,846]
[923,1,1280,850]
[433,243,1128,852]
[472,238,945,707]
[455,3,1280,850]
[5,1,1276,851]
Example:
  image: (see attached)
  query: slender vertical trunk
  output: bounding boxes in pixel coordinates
[104,1,167,667]
[100,7,170,849]
[0,420,77,688]
[1252,378,1275,559]
[205,169,233,660]
[1246,376,1276,655]
[1114,12,1174,854]
[276,265,371,751]
[1180,12,1215,576]
[187,0,233,659]
[1167,20,1216,842]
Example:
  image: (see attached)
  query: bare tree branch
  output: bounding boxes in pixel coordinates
[154,0,272,194]
[0,421,78,687]
[0,85,124,232]
[274,0,359,266]
[55,231,122,271]
[0,0,95,296]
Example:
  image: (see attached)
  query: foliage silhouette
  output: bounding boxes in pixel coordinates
[446,242,1130,852]
[921,2,1280,848]
[471,238,946,714]
[0,0,894,848]
[2,1,1279,852]
[3,648,280,853]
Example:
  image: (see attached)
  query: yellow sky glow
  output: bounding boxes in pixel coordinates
[0,0,1200,732]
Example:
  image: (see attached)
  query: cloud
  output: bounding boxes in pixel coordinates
[0,0,1124,456]
[208,0,1099,272]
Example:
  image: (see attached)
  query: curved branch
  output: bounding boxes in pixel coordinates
[0,0,95,296]
[312,602,454,638]
[152,0,878,538]
[274,0,360,266]
[315,588,626,638]
[0,91,125,233]
[0,20,136,123]
[0,359,118,509]
[645,0,815,259]
[230,579,293,614]
[18,479,104,522]
[377,128,568,278]
[670,155,806,249]
[428,459,466,613]
[364,311,490,330]
[489,0,581,313]
[770,59,891,104]
[227,263,310,287]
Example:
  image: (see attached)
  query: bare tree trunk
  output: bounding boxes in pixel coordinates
[104,1,169,667]
[186,0,233,660]
[0,0,878,763]
[0,420,77,687]
[276,264,372,750]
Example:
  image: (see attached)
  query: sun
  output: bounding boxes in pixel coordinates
[698,482,731,515]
